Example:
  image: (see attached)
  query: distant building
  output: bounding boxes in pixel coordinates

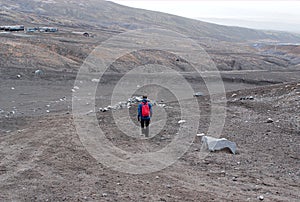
[39,27,58,32]
[26,27,39,32]
[0,25,24,31]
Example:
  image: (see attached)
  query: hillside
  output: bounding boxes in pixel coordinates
[1,0,300,75]
[1,0,300,43]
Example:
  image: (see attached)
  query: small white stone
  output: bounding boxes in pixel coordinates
[91,78,100,82]
[197,133,205,137]
[258,195,264,200]
[178,120,186,124]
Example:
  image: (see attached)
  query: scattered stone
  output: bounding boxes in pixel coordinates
[73,86,80,90]
[34,69,43,76]
[201,136,237,154]
[100,108,108,112]
[46,105,50,108]
[155,176,159,179]
[231,93,237,97]
[17,74,21,78]
[166,184,172,188]
[266,118,274,123]
[11,87,15,90]
[46,110,50,113]
[102,193,108,197]
[158,103,166,108]
[178,120,186,124]
[59,97,67,102]
[91,78,100,82]
[258,195,264,200]
[193,92,204,97]
[240,96,254,100]
[197,133,205,137]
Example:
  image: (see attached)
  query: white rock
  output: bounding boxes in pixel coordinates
[201,136,237,154]
[34,69,43,75]
[158,104,166,108]
[91,78,100,82]
[193,92,204,97]
[17,74,21,78]
[197,133,205,137]
[11,87,15,90]
[178,120,186,124]
[73,86,80,90]
[258,195,264,200]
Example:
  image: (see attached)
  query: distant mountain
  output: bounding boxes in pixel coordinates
[197,17,300,34]
[1,0,300,43]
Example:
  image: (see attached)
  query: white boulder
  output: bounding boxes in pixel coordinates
[201,136,237,154]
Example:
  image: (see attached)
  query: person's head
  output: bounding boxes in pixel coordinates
[142,95,148,102]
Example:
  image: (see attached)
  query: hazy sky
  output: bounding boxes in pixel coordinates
[110,0,300,33]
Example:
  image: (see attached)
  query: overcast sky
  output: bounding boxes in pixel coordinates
[110,0,300,33]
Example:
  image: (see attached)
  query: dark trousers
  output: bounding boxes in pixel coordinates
[141,119,150,137]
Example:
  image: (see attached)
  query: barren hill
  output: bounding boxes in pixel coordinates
[1,0,300,42]
[1,0,300,75]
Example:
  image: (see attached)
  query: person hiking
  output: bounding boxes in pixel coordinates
[138,95,152,137]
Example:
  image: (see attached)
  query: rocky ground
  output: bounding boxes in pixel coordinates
[0,63,299,201]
